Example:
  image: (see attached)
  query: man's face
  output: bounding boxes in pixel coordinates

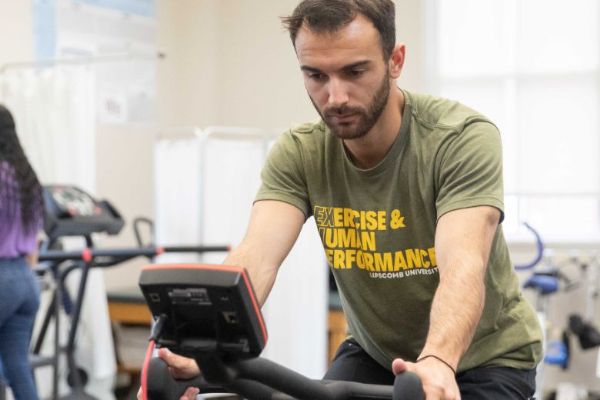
[294,15,391,140]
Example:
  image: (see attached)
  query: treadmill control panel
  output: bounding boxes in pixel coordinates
[43,185,124,239]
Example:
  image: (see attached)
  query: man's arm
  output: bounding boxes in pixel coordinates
[224,200,305,306]
[392,205,500,400]
[140,200,305,400]
[420,205,499,367]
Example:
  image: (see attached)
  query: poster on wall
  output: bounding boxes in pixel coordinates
[34,0,158,125]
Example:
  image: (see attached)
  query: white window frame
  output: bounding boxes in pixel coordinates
[424,0,600,245]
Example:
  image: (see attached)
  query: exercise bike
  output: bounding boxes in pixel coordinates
[138,264,424,400]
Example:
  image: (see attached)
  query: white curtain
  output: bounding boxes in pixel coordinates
[0,65,96,191]
[154,137,204,263]
[0,65,116,399]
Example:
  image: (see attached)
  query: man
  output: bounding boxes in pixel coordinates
[153,1,542,399]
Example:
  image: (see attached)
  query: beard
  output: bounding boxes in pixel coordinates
[310,70,391,140]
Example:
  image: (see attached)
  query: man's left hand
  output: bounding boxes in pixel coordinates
[392,357,460,400]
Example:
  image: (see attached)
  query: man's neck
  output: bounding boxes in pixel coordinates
[344,87,405,169]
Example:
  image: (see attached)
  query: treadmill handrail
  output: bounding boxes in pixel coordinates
[38,245,229,263]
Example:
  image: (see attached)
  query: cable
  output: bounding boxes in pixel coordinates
[141,339,155,400]
[141,315,168,400]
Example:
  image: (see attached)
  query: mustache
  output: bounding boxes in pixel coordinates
[323,105,364,118]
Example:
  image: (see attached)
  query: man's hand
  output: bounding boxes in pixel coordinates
[137,348,201,400]
[392,357,460,400]
[157,348,201,379]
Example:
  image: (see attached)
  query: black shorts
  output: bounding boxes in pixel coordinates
[324,339,537,400]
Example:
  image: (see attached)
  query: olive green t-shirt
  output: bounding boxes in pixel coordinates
[255,90,542,372]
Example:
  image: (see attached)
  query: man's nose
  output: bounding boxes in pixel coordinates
[326,78,349,109]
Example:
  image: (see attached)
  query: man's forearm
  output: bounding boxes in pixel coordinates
[421,206,499,371]
[221,201,305,307]
[419,258,486,370]
[223,243,278,307]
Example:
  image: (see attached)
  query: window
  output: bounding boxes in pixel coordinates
[430,0,600,242]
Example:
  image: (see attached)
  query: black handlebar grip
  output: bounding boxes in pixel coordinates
[392,372,424,400]
[146,357,206,400]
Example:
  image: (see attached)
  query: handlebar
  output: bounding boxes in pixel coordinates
[514,222,545,270]
[38,245,230,266]
[39,247,162,263]
[146,358,218,400]
[146,357,424,400]
[133,217,155,248]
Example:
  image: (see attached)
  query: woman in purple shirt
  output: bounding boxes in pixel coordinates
[0,104,43,400]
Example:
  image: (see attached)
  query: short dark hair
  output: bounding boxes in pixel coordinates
[281,0,396,60]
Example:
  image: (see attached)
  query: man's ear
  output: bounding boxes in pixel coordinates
[389,44,406,79]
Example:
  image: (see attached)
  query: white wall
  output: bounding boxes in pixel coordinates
[96,124,156,288]
[0,0,33,66]
[213,0,317,129]
[394,0,428,93]
[156,0,220,128]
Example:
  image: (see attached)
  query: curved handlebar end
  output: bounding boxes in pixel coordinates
[146,357,176,400]
[393,372,424,400]
[146,357,206,400]
[514,222,545,271]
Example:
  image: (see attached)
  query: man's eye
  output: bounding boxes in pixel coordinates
[347,69,365,78]
[309,73,326,81]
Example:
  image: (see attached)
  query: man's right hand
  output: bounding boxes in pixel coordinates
[157,348,201,379]
[137,348,202,400]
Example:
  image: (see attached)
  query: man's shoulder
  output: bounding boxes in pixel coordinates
[267,119,331,163]
[406,91,495,132]
[287,119,328,137]
[274,119,330,151]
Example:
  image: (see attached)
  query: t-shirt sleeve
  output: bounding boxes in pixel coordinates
[435,121,504,221]
[254,131,311,217]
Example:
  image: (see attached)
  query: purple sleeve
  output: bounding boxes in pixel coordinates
[0,161,39,258]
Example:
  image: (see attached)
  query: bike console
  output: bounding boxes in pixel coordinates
[139,264,267,359]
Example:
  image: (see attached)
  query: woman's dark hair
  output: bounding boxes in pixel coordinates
[0,104,43,233]
[281,0,396,60]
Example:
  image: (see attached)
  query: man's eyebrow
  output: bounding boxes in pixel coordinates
[342,60,372,70]
[300,65,322,73]
[300,60,372,73]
